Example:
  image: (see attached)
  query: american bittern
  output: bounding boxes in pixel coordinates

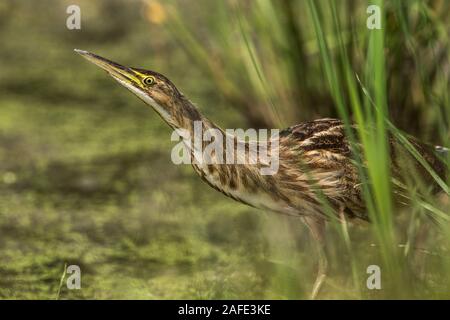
[75,49,447,299]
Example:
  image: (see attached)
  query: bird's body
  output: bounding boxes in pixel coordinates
[188,118,364,220]
[75,49,447,298]
[187,117,445,223]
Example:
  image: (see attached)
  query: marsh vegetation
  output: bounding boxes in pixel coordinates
[0,0,448,299]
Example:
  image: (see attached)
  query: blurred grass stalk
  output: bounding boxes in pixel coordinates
[306,0,401,294]
[306,0,449,296]
[144,0,449,297]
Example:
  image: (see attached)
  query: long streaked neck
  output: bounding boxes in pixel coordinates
[167,96,275,166]
[182,98,220,132]
[167,95,226,145]
[165,96,254,167]
[159,96,280,203]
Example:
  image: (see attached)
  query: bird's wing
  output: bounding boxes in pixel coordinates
[279,119,367,220]
[280,118,344,142]
[280,118,352,156]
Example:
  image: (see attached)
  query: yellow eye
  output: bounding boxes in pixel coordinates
[143,76,155,85]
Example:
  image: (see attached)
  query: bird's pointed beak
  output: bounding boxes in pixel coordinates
[74,49,141,86]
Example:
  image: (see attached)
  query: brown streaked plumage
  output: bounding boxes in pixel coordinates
[75,49,447,299]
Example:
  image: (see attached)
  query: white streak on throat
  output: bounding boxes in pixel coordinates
[114,77,172,122]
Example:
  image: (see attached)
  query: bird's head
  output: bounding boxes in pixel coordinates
[75,49,199,128]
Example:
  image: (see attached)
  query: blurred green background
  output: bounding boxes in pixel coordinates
[0,0,448,299]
